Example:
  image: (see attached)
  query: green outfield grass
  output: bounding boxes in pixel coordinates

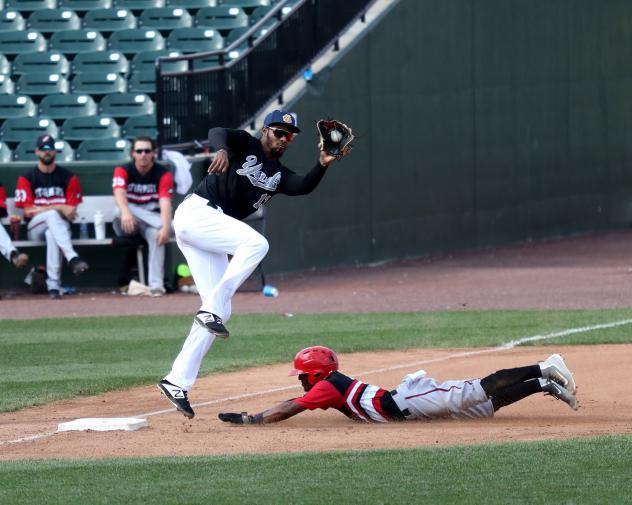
[1,435,631,505]
[2,309,632,412]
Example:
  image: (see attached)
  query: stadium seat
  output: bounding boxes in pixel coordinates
[57,0,113,11]
[0,141,12,162]
[13,139,74,161]
[83,8,138,32]
[122,113,157,139]
[99,92,154,118]
[0,94,37,119]
[139,7,193,31]
[165,0,217,10]
[0,30,47,56]
[132,49,186,72]
[194,6,248,31]
[249,4,277,26]
[49,29,107,55]
[1,11,26,32]
[15,72,70,96]
[0,75,14,94]
[223,0,270,9]
[5,0,55,11]
[27,9,81,33]
[191,53,220,71]
[0,116,59,144]
[108,28,166,53]
[113,0,166,10]
[13,52,71,76]
[127,70,155,93]
[60,115,121,141]
[72,50,130,74]
[0,55,12,75]
[71,70,127,94]
[167,27,223,52]
[75,137,130,161]
[39,93,98,119]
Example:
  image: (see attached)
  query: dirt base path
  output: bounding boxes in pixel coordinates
[2,231,632,460]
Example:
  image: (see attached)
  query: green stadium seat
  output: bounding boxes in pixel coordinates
[0,116,59,144]
[0,75,14,94]
[0,55,11,75]
[0,95,37,119]
[165,0,217,10]
[39,93,98,120]
[13,139,74,162]
[75,137,130,161]
[72,50,130,74]
[57,0,113,11]
[1,11,26,32]
[15,72,70,96]
[223,0,270,8]
[13,52,71,76]
[122,113,157,139]
[132,49,185,72]
[5,0,55,11]
[50,29,107,54]
[108,28,166,53]
[224,25,248,45]
[167,27,223,52]
[191,53,220,71]
[83,8,138,32]
[0,30,47,56]
[0,141,12,162]
[113,0,166,10]
[60,115,121,141]
[127,70,155,93]
[71,70,127,94]
[27,9,81,33]
[139,7,193,31]
[194,6,248,30]
[99,92,154,118]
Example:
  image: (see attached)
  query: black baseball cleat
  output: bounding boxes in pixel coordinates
[48,289,62,300]
[157,379,195,419]
[69,256,89,276]
[194,311,229,338]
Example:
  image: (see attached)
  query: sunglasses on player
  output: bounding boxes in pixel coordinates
[134,148,154,154]
[268,127,295,141]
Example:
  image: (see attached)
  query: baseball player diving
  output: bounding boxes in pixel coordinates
[218,346,579,425]
[158,110,354,418]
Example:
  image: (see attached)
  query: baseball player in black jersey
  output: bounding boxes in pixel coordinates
[158,110,344,418]
[217,346,579,426]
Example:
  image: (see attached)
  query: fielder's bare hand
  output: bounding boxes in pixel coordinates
[208,149,229,174]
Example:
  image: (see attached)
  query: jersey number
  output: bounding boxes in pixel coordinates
[253,193,271,209]
[14,189,28,203]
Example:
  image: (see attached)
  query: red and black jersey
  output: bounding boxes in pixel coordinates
[0,183,7,218]
[292,371,405,423]
[112,161,174,208]
[14,166,82,210]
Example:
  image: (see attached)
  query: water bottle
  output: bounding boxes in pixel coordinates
[262,285,279,297]
[79,221,89,239]
[94,210,106,240]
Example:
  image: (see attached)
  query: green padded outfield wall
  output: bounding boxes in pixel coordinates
[263,0,632,273]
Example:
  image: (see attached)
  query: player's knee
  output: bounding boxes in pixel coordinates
[253,235,269,257]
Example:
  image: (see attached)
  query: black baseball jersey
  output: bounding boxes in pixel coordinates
[195,128,328,220]
[15,166,82,210]
[112,161,174,210]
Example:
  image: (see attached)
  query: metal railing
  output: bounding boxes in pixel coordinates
[156,0,373,150]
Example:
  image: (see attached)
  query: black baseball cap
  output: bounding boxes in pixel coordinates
[263,110,300,133]
[36,134,56,150]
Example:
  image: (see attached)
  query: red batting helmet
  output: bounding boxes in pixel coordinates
[289,346,339,385]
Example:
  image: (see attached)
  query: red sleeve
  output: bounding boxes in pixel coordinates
[112,166,128,192]
[14,176,34,208]
[65,175,83,206]
[292,380,345,410]
[158,171,174,198]
[0,184,6,218]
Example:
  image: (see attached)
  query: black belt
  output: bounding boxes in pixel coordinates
[390,389,411,418]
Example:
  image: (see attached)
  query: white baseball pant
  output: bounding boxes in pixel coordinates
[113,203,172,290]
[27,210,80,291]
[0,224,18,263]
[164,193,269,390]
[390,369,494,420]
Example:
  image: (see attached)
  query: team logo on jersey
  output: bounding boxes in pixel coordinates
[236,155,281,191]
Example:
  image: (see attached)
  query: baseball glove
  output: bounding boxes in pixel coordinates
[317,119,354,159]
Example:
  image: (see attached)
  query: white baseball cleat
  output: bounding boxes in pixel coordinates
[539,378,579,410]
[539,353,576,394]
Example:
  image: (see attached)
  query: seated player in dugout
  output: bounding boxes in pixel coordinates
[218,346,579,425]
